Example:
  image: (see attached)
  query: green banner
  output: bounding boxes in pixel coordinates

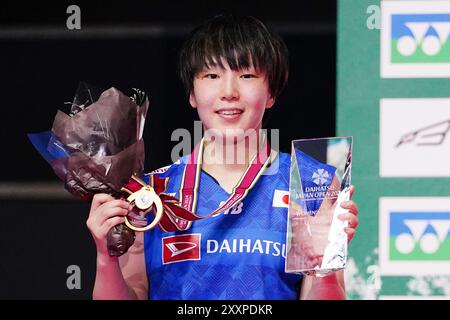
[337,0,450,299]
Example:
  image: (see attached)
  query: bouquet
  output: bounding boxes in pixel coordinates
[28,82,149,256]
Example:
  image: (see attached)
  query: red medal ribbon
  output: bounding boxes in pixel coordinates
[123,135,272,232]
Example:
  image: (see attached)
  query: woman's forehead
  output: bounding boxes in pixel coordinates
[201,55,262,71]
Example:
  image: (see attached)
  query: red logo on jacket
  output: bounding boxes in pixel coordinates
[162,234,201,264]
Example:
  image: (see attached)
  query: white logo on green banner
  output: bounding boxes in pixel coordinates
[381,1,450,78]
[380,197,450,276]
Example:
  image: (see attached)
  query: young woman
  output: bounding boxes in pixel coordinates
[87,14,359,300]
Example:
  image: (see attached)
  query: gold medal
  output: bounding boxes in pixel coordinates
[132,186,154,210]
[124,186,163,232]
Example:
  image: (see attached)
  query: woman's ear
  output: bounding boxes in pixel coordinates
[189,92,197,109]
[265,96,275,109]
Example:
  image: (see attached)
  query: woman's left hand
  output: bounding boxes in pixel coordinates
[338,185,359,243]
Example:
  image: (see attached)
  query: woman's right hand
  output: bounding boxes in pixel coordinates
[86,193,132,257]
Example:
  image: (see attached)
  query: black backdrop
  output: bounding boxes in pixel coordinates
[0,0,336,299]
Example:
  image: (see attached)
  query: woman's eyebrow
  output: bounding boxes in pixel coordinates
[199,64,223,72]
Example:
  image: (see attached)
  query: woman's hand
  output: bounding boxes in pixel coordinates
[338,185,359,243]
[86,193,132,257]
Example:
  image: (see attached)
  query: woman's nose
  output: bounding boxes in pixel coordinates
[221,76,239,101]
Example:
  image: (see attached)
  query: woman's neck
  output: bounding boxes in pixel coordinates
[200,129,266,193]
[201,129,264,174]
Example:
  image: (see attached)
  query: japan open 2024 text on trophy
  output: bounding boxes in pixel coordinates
[285,136,352,277]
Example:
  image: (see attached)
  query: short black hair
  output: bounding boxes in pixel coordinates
[178,14,289,98]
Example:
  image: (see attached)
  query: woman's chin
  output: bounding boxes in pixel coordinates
[203,127,261,144]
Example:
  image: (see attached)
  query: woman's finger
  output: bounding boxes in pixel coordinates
[338,212,359,228]
[97,216,127,238]
[345,227,355,243]
[90,193,115,215]
[97,199,131,213]
[340,200,359,216]
[96,207,130,226]
[349,185,355,198]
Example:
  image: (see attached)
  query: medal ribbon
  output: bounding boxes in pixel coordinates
[122,135,272,232]
[175,135,272,230]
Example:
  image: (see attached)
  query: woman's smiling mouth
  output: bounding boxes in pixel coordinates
[215,108,244,119]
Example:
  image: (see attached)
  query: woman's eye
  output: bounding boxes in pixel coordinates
[204,74,219,79]
[241,74,256,79]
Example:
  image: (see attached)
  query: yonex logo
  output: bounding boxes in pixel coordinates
[391,14,450,62]
[162,234,201,264]
[312,169,331,186]
[379,198,450,276]
[390,212,450,260]
[396,21,450,57]
[381,2,450,78]
[218,201,244,215]
[395,219,450,254]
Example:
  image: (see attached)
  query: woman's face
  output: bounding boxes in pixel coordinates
[189,58,274,141]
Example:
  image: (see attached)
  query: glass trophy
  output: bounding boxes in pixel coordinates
[285,136,352,277]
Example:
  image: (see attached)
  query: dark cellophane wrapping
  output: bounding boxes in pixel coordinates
[28,83,149,256]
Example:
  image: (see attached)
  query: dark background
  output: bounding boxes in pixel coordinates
[0,1,336,299]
